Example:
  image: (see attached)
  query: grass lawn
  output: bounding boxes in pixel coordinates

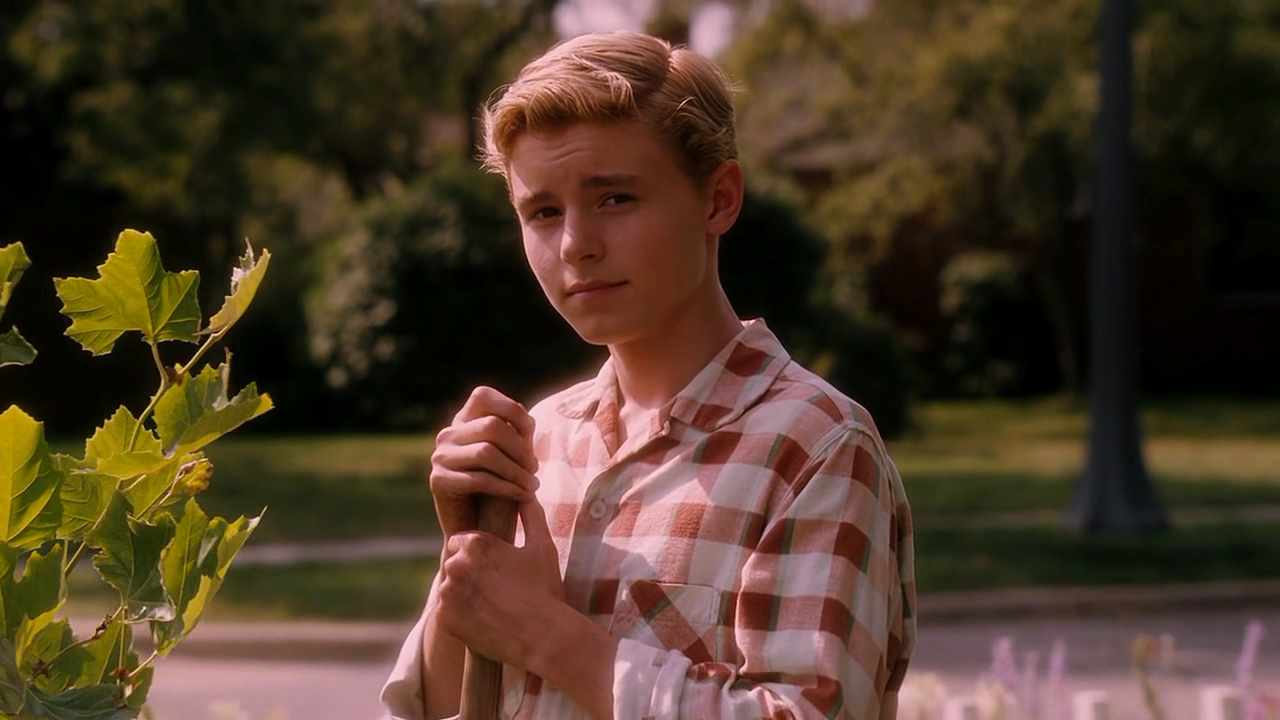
[55,397,1279,621]
[66,557,441,623]
[196,435,439,544]
[161,397,1280,544]
[64,520,1280,622]
[895,397,1280,516]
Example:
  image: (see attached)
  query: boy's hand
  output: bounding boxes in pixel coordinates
[429,386,540,539]
[438,498,566,668]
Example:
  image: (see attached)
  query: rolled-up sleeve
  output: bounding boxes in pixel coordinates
[610,428,916,720]
[379,575,445,720]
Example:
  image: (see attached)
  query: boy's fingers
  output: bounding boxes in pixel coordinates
[444,417,539,478]
[455,386,535,438]
[432,468,535,504]
[517,497,554,550]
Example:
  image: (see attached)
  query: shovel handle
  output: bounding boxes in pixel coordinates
[458,494,520,720]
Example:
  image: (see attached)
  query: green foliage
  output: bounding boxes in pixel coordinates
[720,188,912,437]
[53,230,202,356]
[305,162,589,427]
[938,251,1050,397]
[0,243,36,368]
[726,0,1280,396]
[0,231,270,718]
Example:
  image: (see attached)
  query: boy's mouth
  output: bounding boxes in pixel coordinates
[566,280,628,297]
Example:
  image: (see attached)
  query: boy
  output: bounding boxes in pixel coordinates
[380,30,915,720]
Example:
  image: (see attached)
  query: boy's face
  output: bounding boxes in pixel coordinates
[508,121,732,347]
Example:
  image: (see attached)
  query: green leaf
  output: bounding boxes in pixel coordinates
[0,242,32,318]
[153,511,259,653]
[210,512,259,578]
[22,620,89,694]
[22,683,130,720]
[56,472,115,542]
[14,544,67,663]
[90,493,176,622]
[0,328,37,367]
[0,406,63,551]
[121,454,204,520]
[152,359,272,457]
[204,240,271,337]
[0,544,17,642]
[53,229,201,355]
[76,622,128,686]
[83,407,169,479]
[150,500,207,654]
[0,636,25,715]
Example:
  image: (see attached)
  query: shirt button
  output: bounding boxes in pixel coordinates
[589,499,608,520]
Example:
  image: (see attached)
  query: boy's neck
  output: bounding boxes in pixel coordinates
[609,281,742,417]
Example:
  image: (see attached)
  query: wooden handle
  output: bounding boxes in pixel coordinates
[459,494,520,720]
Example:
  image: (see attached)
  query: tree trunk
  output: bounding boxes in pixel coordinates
[1067,0,1167,533]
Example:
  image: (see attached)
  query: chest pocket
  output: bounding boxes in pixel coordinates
[609,580,724,665]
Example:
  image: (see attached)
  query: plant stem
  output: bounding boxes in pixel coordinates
[128,340,172,451]
[44,608,122,670]
[117,610,127,682]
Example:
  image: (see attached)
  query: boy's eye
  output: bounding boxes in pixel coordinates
[530,206,561,220]
[602,194,635,207]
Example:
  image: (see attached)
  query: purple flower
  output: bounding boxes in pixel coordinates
[1021,649,1041,719]
[1236,620,1267,720]
[1046,639,1068,720]
[988,636,1020,690]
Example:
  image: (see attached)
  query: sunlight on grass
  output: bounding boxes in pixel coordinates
[892,398,1280,515]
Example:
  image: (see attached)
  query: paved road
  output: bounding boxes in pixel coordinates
[141,607,1278,720]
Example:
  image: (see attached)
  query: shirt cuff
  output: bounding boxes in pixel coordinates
[613,637,692,720]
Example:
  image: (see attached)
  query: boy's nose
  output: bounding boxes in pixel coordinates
[559,216,603,264]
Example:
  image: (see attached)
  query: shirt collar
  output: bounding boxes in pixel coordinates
[554,318,793,432]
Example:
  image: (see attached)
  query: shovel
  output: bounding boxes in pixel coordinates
[458,494,520,720]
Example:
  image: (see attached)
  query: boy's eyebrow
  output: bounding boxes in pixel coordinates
[514,174,643,210]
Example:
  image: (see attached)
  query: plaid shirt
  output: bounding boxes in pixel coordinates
[381,319,916,720]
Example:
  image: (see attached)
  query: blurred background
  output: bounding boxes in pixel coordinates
[1,0,1278,623]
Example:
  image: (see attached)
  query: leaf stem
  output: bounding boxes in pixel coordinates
[137,480,178,519]
[64,540,88,578]
[128,649,160,680]
[178,329,226,378]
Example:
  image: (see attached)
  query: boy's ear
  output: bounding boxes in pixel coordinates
[706,160,745,237]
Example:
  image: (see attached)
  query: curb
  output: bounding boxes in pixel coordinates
[68,580,1280,663]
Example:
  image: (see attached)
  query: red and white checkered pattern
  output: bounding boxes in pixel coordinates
[381,319,916,720]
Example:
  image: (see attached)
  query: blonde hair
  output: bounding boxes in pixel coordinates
[480,31,738,183]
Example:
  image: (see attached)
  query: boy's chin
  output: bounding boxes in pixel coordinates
[563,316,641,348]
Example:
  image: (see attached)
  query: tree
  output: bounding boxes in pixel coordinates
[725,0,1099,395]
[0,0,563,432]
[1069,0,1167,532]
[724,0,1280,399]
